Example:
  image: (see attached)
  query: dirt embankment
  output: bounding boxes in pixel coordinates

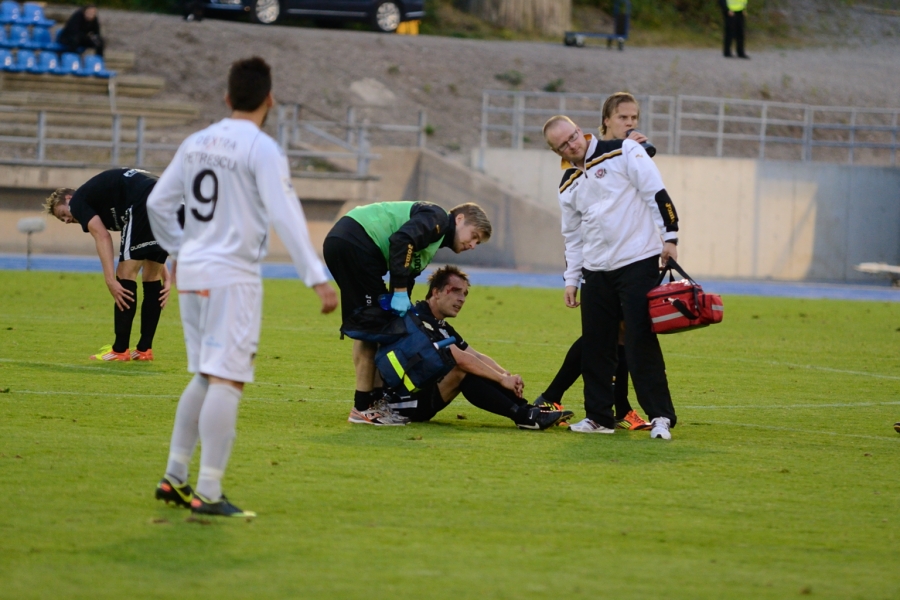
[94,4,900,156]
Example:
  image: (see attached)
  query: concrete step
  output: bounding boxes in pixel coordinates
[102,50,134,73]
[0,91,199,127]
[0,71,164,97]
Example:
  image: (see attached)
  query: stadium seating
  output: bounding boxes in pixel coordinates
[0,48,13,70]
[78,55,115,78]
[25,26,61,51]
[16,2,54,27]
[0,0,20,25]
[53,51,80,75]
[28,50,57,74]
[5,48,35,72]
[1,24,29,48]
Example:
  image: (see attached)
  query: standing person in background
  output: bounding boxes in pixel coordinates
[58,4,105,57]
[543,113,680,440]
[720,0,749,59]
[147,57,338,518]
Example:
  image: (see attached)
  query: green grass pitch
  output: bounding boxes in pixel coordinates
[1,270,898,599]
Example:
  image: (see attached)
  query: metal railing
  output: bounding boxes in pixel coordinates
[275,104,428,176]
[478,90,900,169]
[0,104,430,177]
[0,107,180,167]
[478,90,675,170]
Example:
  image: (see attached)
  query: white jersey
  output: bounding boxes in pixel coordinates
[147,118,328,291]
[557,136,678,286]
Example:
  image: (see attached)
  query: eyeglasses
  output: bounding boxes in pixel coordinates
[552,130,581,154]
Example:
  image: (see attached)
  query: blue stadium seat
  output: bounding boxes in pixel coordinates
[6,48,36,72]
[78,54,115,78]
[0,0,21,25]
[16,2,54,26]
[0,48,14,70]
[28,50,56,74]
[53,51,80,75]
[3,24,30,48]
[25,26,61,51]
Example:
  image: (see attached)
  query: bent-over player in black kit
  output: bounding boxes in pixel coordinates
[386,265,572,430]
[44,168,173,361]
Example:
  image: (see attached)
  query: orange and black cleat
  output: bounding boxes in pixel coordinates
[155,476,194,508]
[616,410,652,431]
[131,349,154,361]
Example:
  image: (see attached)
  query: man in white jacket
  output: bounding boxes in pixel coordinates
[147,57,338,517]
[543,114,679,440]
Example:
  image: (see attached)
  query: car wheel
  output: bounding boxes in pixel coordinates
[372,0,401,33]
[250,0,280,24]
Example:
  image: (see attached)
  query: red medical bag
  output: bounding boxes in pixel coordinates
[647,260,723,334]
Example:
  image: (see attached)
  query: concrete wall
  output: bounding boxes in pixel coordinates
[0,164,376,262]
[475,149,900,282]
[368,147,566,271]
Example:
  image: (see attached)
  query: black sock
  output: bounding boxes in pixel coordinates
[613,344,632,420]
[542,337,582,403]
[113,278,138,353]
[459,375,527,421]
[137,280,163,352]
[354,389,383,411]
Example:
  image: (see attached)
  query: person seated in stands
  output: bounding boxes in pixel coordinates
[58,4,104,58]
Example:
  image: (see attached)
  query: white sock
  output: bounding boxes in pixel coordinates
[196,383,242,501]
[165,374,209,485]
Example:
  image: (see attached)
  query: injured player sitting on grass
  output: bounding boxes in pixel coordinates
[386,265,573,430]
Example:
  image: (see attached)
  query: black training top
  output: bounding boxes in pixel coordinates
[414,300,468,351]
[69,168,158,233]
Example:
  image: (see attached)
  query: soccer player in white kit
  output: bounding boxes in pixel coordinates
[147,57,338,518]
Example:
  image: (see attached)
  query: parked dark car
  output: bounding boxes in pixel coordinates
[199,0,424,31]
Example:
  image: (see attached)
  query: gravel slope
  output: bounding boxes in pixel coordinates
[95,6,900,155]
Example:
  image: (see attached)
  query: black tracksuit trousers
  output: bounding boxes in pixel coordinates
[580,255,676,429]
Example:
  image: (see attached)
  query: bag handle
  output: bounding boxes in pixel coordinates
[670,298,700,320]
[656,258,698,286]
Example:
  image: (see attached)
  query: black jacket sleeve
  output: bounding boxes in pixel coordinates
[388,202,450,290]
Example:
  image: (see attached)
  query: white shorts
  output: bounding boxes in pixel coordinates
[179,282,263,383]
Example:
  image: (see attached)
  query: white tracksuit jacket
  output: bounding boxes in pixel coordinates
[557,135,679,287]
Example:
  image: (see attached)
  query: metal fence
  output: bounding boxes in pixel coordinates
[0,104,430,177]
[0,107,181,168]
[478,90,900,169]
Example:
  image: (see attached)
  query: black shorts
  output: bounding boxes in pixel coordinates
[119,199,167,264]
[391,385,448,422]
[323,217,390,326]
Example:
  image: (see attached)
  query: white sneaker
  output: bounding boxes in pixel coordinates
[347,398,409,426]
[568,418,615,434]
[372,398,410,425]
[650,417,672,440]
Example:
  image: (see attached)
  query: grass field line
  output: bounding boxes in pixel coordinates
[7,389,295,403]
[683,401,900,409]
[9,389,900,412]
[698,420,900,442]
[0,357,163,375]
[478,341,900,380]
[671,353,900,380]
